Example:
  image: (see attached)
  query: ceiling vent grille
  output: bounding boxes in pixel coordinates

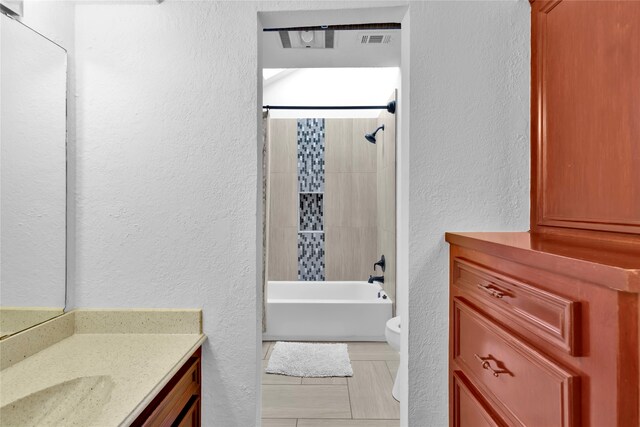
[359,34,392,44]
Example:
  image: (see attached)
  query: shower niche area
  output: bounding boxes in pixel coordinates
[264,97,397,341]
[297,118,326,281]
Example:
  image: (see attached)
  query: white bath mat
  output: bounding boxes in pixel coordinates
[266,342,353,377]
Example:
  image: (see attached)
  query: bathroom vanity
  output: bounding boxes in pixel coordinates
[448,0,640,425]
[0,15,207,425]
[447,232,639,426]
[0,310,205,426]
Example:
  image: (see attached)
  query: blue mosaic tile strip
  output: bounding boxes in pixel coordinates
[299,193,323,231]
[297,118,325,193]
[298,232,325,281]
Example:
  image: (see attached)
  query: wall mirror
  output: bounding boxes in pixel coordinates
[1,13,67,338]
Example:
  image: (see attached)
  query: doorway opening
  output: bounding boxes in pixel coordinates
[257,6,409,426]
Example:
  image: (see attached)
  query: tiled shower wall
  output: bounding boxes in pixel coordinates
[297,118,325,193]
[267,118,378,281]
[324,119,378,281]
[297,118,325,280]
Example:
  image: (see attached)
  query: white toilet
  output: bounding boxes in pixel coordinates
[385,316,403,401]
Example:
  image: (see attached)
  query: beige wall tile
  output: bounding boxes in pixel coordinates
[326,173,376,228]
[325,227,377,281]
[269,119,297,173]
[324,226,349,280]
[269,173,297,228]
[379,115,396,169]
[376,165,386,234]
[352,119,378,173]
[384,166,396,232]
[325,119,353,173]
[351,173,377,228]
[324,173,352,228]
[268,226,297,280]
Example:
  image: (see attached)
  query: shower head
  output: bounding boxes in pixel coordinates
[365,125,385,144]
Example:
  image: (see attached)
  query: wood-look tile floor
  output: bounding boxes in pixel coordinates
[261,341,400,426]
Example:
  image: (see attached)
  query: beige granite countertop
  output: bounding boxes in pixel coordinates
[0,309,206,427]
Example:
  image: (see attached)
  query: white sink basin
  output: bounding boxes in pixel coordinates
[0,375,114,426]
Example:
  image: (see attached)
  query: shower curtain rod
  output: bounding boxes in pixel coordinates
[263,100,396,114]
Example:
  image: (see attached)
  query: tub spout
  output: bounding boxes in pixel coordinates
[368,275,384,284]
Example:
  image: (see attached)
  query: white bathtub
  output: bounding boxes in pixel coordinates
[263,281,393,342]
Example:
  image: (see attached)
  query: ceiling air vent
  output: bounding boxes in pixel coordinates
[359,33,392,44]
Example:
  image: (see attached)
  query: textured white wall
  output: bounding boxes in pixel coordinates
[73,2,404,425]
[406,2,530,425]
[69,1,529,426]
[74,3,261,425]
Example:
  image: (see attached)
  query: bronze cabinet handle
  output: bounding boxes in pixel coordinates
[474,354,503,377]
[477,283,505,299]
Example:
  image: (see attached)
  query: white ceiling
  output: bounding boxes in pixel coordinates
[262,29,400,68]
[260,6,404,69]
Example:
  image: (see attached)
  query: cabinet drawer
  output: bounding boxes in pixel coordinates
[453,297,579,427]
[452,370,506,427]
[132,349,201,427]
[453,258,579,354]
[143,356,200,426]
[176,396,200,427]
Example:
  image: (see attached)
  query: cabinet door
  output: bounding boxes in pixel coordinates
[452,370,506,427]
[531,0,640,234]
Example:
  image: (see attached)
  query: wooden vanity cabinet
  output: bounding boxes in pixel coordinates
[530,0,640,237]
[448,1,640,425]
[132,348,201,427]
[447,234,640,426]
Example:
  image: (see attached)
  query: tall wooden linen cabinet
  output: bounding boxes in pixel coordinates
[446,1,640,426]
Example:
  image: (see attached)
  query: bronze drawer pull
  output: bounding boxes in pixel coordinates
[477,283,504,299]
[474,354,504,377]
